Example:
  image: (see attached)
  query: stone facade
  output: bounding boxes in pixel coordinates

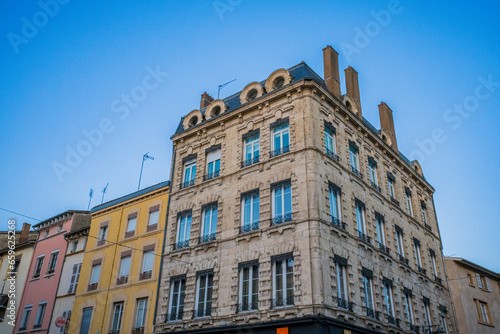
[155,46,456,334]
[445,257,500,334]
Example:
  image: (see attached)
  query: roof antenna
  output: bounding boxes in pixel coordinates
[101,183,109,204]
[217,79,236,99]
[138,152,154,191]
[87,188,94,210]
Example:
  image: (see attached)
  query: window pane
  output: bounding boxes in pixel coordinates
[283,131,289,148]
[252,194,259,223]
[142,251,154,272]
[149,210,159,226]
[274,187,282,216]
[127,218,137,232]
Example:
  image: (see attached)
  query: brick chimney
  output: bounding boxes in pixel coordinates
[378,102,398,151]
[200,92,214,110]
[323,46,341,99]
[19,223,31,244]
[344,66,362,117]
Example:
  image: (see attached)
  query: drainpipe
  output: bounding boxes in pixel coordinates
[153,143,176,328]
[431,193,459,334]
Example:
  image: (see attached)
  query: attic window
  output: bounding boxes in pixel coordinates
[346,101,352,110]
[273,76,285,89]
[188,116,198,127]
[247,89,258,102]
[382,135,387,143]
[211,106,221,117]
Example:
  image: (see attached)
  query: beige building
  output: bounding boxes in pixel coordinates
[0,223,37,334]
[155,46,456,334]
[445,257,499,334]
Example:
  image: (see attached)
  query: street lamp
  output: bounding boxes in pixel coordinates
[422,325,446,334]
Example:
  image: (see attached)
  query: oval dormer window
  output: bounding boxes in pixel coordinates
[273,76,285,89]
[346,101,353,110]
[247,89,258,102]
[189,116,198,127]
[211,106,221,117]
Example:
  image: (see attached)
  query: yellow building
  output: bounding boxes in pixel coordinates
[69,181,169,334]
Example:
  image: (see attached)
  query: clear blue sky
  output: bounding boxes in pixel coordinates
[1,1,499,271]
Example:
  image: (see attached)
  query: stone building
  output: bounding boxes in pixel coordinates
[154,46,456,334]
[445,257,499,334]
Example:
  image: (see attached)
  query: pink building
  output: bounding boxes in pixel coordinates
[15,210,90,334]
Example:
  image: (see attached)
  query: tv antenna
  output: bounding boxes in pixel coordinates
[217,79,236,99]
[87,188,94,210]
[101,183,109,204]
[138,152,154,191]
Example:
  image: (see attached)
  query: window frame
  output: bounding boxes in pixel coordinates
[194,271,214,318]
[110,301,124,331]
[47,250,59,274]
[175,211,192,248]
[271,122,290,156]
[118,255,131,280]
[383,280,395,317]
[272,254,294,308]
[33,255,45,279]
[20,305,32,330]
[271,181,292,225]
[68,262,82,294]
[200,203,218,243]
[89,263,101,285]
[182,160,197,186]
[168,276,186,321]
[238,262,259,312]
[403,291,414,325]
[33,301,47,329]
[134,298,148,330]
[205,149,221,180]
[241,190,260,232]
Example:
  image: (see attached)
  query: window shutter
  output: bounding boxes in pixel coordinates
[485,277,491,291]
[476,273,483,289]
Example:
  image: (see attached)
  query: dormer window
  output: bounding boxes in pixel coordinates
[246,89,258,102]
[188,116,198,127]
[273,76,285,89]
[211,106,221,117]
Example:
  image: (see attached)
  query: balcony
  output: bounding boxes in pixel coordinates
[199,233,216,244]
[271,213,292,226]
[366,308,380,320]
[241,156,260,168]
[370,181,382,193]
[417,266,427,276]
[336,297,353,312]
[165,310,183,322]
[434,275,442,285]
[97,239,106,247]
[180,179,195,189]
[140,270,152,280]
[408,322,420,333]
[270,145,290,158]
[193,305,212,318]
[398,254,409,266]
[116,275,128,285]
[331,216,346,230]
[174,240,190,250]
[203,170,220,181]
[390,196,400,206]
[326,148,340,162]
[378,242,390,256]
[270,296,294,309]
[236,300,259,313]
[356,230,372,245]
[424,223,432,231]
[239,222,259,234]
[350,166,363,179]
[88,283,98,291]
[387,315,400,327]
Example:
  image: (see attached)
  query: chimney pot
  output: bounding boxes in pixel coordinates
[378,102,398,151]
[344,66,362,117]
[323,46,341,99]
[200,92,214,110]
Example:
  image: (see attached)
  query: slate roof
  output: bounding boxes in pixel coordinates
[91,181,170,213]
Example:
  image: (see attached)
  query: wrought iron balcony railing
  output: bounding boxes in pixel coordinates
[387,315,400,327]
[408,322,420,333]
[271,213,292,226]
[199,233,216,244]
[390,196,400,206]
[326,148,340,162]
[398,254,409,266]
[116,275,128,285]
[88,283,98,291]
[203,170,220,181]
[193,305,212,318]
[378,242,390,256]
[434,275,442,284]
[370,181,382,193]
[97,239,106,247]
[331,216,346,230]
[336,297,354,311]
[174,240,190,250]
[180,179,195,189]
[239,222,259,234]
[270,296,295,308]
[131,327,144,334]
[366,307,380,320]
[424,223,432,231]
[241,156,260,168]
[165,310,184,322]
[270,145,290,158]
[357,230,372,244]
[417,266,427,276]
[236,300,259,313]
[351,166,363,179]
